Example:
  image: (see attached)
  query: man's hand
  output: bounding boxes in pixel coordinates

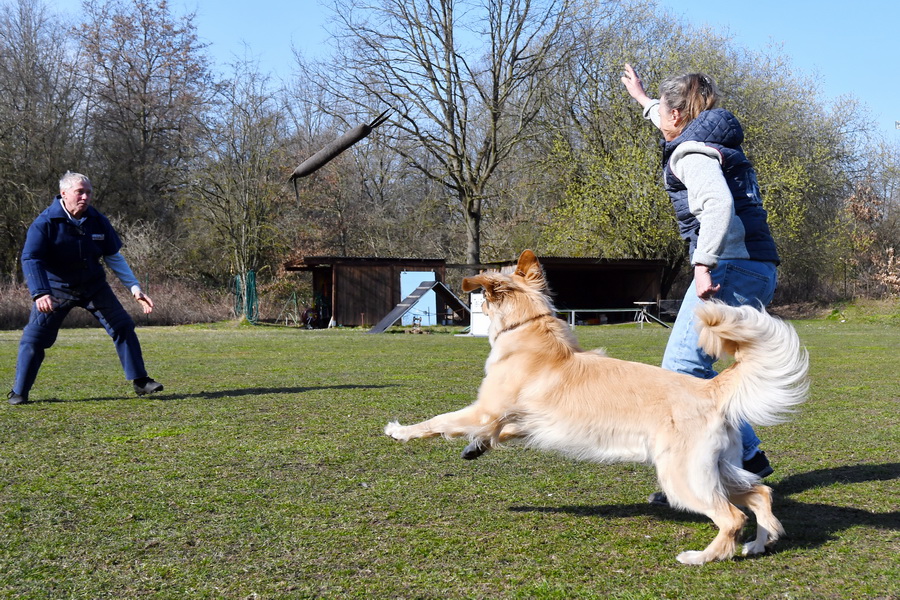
[134,291,154,314]
[34,294,56,313]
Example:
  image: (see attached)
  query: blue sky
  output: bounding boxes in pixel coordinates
[656,0,898,138]
[56,0,897,138]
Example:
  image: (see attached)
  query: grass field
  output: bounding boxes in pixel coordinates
[0,314,897,599]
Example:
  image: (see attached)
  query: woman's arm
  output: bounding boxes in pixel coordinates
[621,64,662,129]
[670,143,735,267]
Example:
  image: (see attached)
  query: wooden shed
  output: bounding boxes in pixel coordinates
[521,256,666,310]
[486,256,668,324]
[284,254,667,328]
[283,256,453,328]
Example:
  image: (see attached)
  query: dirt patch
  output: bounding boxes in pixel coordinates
[768,302,834,320]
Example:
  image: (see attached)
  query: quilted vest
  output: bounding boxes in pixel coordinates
[662,108,780,265]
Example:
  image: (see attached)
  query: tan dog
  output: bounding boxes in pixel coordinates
[385,250,809,564]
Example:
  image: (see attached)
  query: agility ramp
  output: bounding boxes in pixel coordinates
[368,281,469,333]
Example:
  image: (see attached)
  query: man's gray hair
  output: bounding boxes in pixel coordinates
[59,171,90,192]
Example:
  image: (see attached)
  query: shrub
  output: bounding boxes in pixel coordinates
[0,279,233,330]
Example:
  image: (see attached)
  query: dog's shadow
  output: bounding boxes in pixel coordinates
[510,463,900,552]
[33,384,396,404]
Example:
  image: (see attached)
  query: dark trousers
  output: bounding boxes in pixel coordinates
[14,283,147,396]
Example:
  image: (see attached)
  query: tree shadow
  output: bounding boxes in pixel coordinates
[31,384,397,404]
[509,463,900,553]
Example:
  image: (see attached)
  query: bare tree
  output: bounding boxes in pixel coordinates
[191,59,291,291]
[305,0,578,264]
[284,70,460,260]
[78,0,213,225]
[0,0,82,280]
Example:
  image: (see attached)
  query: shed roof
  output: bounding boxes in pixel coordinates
[285,256,446,271]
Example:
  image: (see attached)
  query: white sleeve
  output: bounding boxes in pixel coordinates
[669,142,735,267]
[103,252,142,295]
[643,99,661,129]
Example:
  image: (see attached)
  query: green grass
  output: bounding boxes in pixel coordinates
[0,318,897,599]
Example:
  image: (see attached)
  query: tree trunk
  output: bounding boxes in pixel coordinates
[465,206,481,265]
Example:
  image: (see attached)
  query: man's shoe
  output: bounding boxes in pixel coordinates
[743,450,774,478]
[7,390,28,405]
[648,451,774,507]
[133,377,164,396]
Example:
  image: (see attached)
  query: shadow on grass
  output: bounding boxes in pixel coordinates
[510,463,900,552]
[770,462,900,552]
[28,384,397,404]
[509,502,707,523]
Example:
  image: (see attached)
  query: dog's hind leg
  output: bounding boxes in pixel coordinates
[674,499,746,565]
[659,459,746,564]
[461,423,522,460]
[730,484,784,556]
[461,439,489,460]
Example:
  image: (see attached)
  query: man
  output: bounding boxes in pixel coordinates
[8,172,163,405]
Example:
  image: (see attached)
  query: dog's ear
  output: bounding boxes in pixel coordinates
[463,273,508,304]
[514,249,546,290]
[462,274,489,293]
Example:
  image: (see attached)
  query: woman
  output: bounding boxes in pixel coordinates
[621,64,780,505]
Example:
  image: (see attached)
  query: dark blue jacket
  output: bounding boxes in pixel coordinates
[21,198,122,300]
[663,108,780,265]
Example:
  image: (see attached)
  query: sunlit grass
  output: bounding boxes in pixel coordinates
[0,317,896,599]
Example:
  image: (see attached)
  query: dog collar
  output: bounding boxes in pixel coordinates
[495,313,555,337]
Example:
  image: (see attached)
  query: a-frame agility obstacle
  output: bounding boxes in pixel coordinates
[368,281,469,333]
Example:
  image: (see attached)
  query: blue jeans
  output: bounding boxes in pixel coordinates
[662,260,778,460]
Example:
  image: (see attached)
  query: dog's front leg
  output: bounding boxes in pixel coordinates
[385,404,494,443]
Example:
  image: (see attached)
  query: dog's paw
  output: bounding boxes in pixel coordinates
[741,540,767,556]
[675,550,708,565]
[384,421,408,441]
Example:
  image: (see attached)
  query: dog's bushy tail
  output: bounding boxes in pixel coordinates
[696,301,809,427]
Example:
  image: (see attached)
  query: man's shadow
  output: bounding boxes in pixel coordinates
[35,384,397,403]
[510,463,900,553]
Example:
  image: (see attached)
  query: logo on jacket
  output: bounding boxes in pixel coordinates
[92,234,105,241]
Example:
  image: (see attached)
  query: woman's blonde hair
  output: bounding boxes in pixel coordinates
[659,72,719,127]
